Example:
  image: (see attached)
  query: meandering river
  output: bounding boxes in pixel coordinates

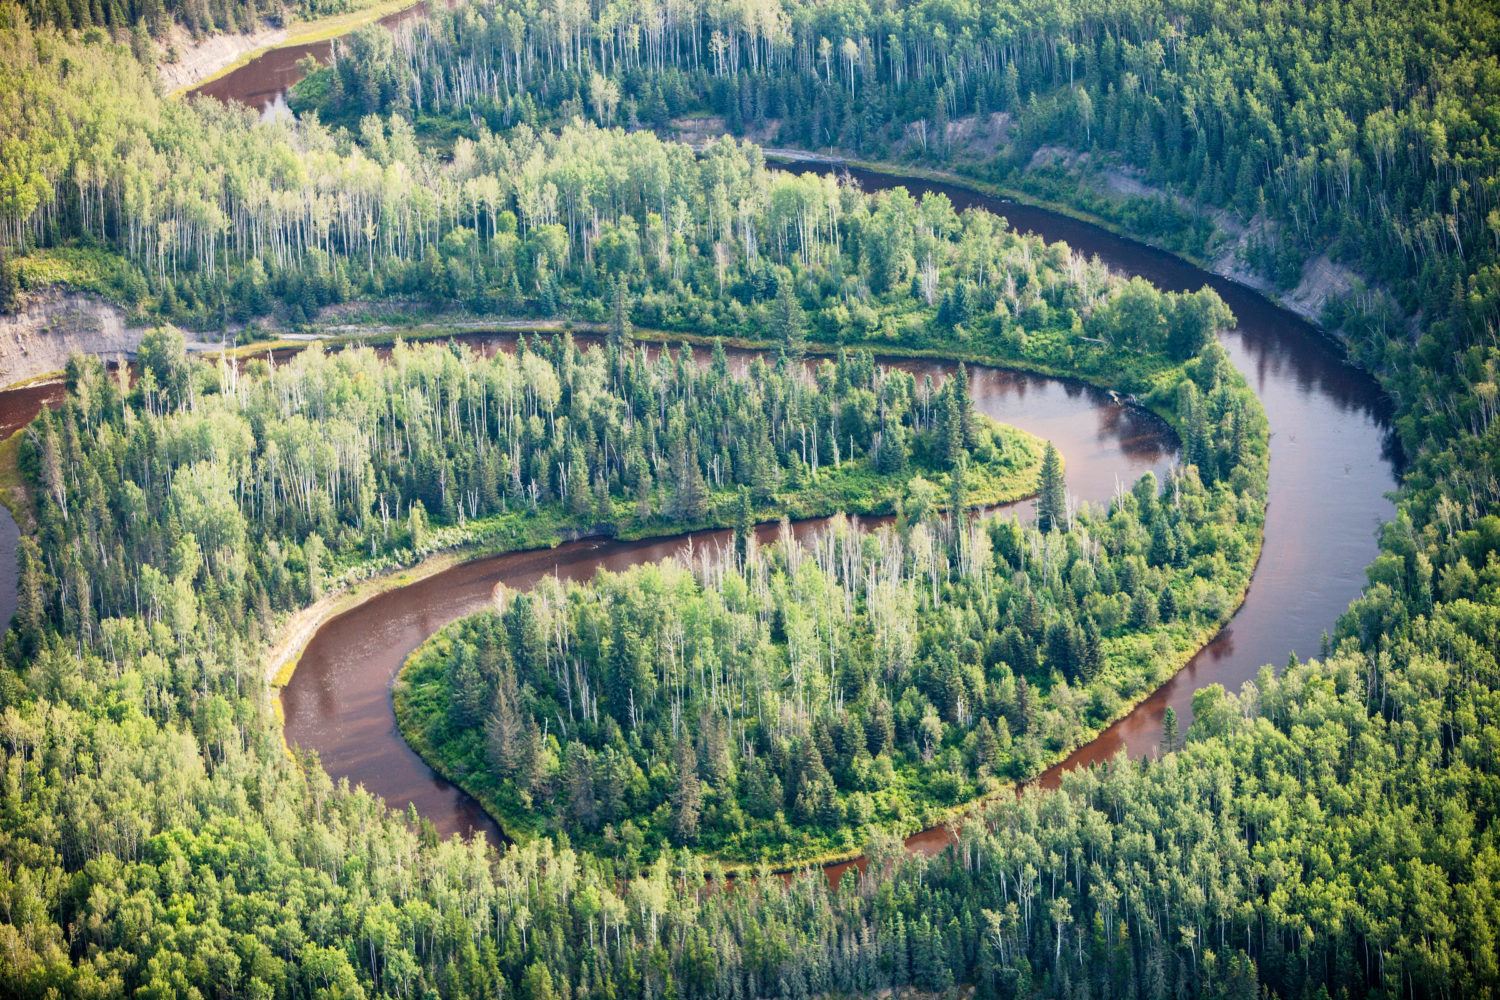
[4,54,1399,863]
[814,165,1402,791]
[281,353,1178,848]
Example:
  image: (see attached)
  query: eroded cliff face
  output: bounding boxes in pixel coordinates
[157,23,289,94]
[0,289,140,387]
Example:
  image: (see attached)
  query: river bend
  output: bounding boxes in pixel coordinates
[0,165,1397,860]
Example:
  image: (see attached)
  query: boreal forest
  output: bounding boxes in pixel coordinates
[0,0,1496,999]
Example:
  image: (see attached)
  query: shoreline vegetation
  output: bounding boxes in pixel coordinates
[761,152,1352,339]
[393,548,1258,876]
[0,42,1266,869]
[259,379,1048,693]
[165,0,422,98]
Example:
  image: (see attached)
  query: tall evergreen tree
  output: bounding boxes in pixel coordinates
[1161,706,1180,755]
[608,276,631,352]
[733,485,754,561]
[670,737,701,844]
[1035,441,1066,532]
[0,248,17,314]
[772,276,806,361]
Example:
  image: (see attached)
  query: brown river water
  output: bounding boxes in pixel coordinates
[188,1,433,119]
[0,45,1397,870]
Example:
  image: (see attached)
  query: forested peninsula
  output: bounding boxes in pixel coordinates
[0,1,1498,999]
[396,335,1264,867]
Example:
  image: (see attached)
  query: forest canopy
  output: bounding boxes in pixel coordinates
[0,1,1499,999]
[300,0,1500,422]
[0,13,1235,395]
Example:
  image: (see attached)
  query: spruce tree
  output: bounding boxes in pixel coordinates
[670,737,701,844]
[1036,441,1066,532]
[947,454,968,522]
[1162,706,1181,755]
[953,363,973,445]
[733,486,754,561]
[0,248,18,314]
[772,277,806,360]
[608,276,631,351]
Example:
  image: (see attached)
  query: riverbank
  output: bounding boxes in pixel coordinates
[263,408,1046,691]
[395,560,1256,875]
[163,0,423,97]
[0,159,1386,878]
[0,429,31,528]
[771,151,1347,330]
[265,524,577,688]
[0,287,140,387]
[379,334,1265,867]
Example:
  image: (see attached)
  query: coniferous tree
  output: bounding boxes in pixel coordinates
[0,248,17,314]
[733,485,754,560]
[1035,442,1066,532]
[772,276,806,361]
[15,536,47,652]
[1161,706,1180,755]
[670,737,701,843]
[608,276,631,352]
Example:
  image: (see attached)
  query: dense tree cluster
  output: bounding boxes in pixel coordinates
[15,0,390,41]
[322,0,1499,407]
[15,331,1049,668]
[0,298,1282,1000]
[399,336,1265,865]
[1,17,1242,392]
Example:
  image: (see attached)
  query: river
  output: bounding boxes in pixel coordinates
[281,350,1177,848]
[19,55,1400,864]
[187,1,432,120]
[808,166,1401,790]
[275,250,1394,855]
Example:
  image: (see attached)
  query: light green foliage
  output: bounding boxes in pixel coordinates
[0,21,1237,380]
[19,336,1042,641]
[0,1,1497,998]
[320,0,1499,396]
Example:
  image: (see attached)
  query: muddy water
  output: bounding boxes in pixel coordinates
[187,2,431,119]
[283,170,1396,855]
[282,346,1175,842]
[0,382,64,438]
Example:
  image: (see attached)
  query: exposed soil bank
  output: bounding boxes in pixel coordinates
[0,288,138,386]
[158,23,288,94]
